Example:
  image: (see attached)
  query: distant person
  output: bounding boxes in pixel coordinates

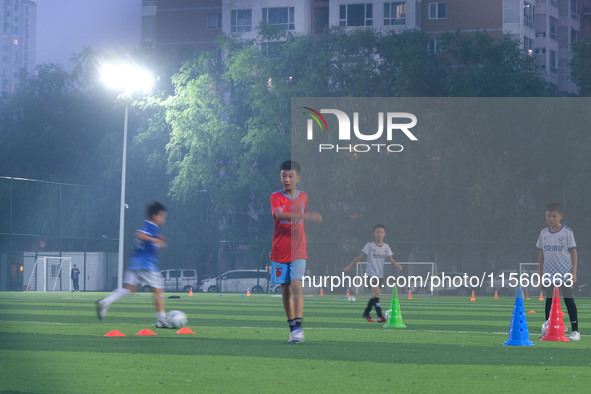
[97,201,173,328]
[344,224,402,322]
[537,202,580,341]
[270,160,322,343]
[71,264,81,292]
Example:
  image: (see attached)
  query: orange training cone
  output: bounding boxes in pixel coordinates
[470,290,475,302]
[246,288,251,296]
[189,287,193,296]
[320,288,324,296]
[540,286,569,342]
[539,291,544,301]
[346,289,350,298]
[408,288,413,300]
[494,290,499,299]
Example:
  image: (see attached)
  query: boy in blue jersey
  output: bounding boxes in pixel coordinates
[97,201,173,328]
[537,202,580,341]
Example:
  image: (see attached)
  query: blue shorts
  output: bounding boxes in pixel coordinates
[271,260,306,284]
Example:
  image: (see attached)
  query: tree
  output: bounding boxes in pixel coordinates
[443,32,548,97]
[570,36,591,96]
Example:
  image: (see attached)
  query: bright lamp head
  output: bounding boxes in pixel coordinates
[100,63,154,95]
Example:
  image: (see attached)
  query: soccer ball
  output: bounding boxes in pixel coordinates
[167,310,188,328]
[348,296,356,303]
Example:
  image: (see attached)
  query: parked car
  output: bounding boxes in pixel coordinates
[141,269,198,292]
[199,269,270,293]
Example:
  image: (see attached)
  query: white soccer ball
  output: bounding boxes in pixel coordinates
[348,296,356,303]
[167,310,188,328]
[385,309,392,320]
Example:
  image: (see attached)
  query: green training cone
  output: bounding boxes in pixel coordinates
[384,285,406,328]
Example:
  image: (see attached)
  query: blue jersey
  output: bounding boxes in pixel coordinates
[127,220,161,272]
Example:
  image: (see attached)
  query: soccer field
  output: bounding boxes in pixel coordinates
[0,291,589,393]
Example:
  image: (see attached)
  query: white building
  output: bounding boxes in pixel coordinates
[1,0,36,94]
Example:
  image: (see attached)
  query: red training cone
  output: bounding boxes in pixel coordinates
[176,327,195,334]
[540,286,569,342]
[104,330,126,337]
[135,329,157,336]
[408,288,413,300]
[470,290,475,302]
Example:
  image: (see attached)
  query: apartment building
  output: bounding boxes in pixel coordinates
[1,0,36,94]
[142,0,584,94]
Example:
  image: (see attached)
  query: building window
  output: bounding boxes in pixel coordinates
[523,36,534,56]
[549,16,558,40]
[231,9,252,32]
[523,2,534,28]
[339,4,373,27]
[549,50,557,74]
[262,7,295,30]
[429,2,446,19]
[384,2,406,25]
[208,13,221,30]
[571,0,579,21]
[571,28,577,44]
[428,37,445,54]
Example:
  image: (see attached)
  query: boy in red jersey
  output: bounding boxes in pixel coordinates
[270,160,322,343]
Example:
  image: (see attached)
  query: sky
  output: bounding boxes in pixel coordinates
[34,0,142,70]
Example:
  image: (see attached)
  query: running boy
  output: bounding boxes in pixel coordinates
[344,224,402,322]
[537,202,580,341]
[270,160,322,343]
[97,201,173,328]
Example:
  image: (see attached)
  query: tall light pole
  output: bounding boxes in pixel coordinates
[100,63,153,289]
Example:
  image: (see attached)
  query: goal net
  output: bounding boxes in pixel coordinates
[26,256,72,292]
[354,262,435,296]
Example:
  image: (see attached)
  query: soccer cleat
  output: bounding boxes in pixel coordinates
[377,317,387,323]
[96,300,107,320]
[569,331,581,341]
[363,315,375,322]
[155,319,173,329]
[288,327,305,343]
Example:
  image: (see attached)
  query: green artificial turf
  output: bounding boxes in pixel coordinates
[0,291,589,393]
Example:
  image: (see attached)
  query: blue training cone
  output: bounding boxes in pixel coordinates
[503,286,535,346]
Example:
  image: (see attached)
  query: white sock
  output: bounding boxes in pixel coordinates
[101,288,131,307]
[157,311,166,321]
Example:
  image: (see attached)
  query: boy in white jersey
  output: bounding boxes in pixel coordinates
[344,224,402,322]
[537,202,579,341]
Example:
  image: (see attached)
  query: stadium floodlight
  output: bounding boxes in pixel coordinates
[101,62,154,289]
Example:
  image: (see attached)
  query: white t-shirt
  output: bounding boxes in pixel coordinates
[536,225,576,277]
[361,242,394,278]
